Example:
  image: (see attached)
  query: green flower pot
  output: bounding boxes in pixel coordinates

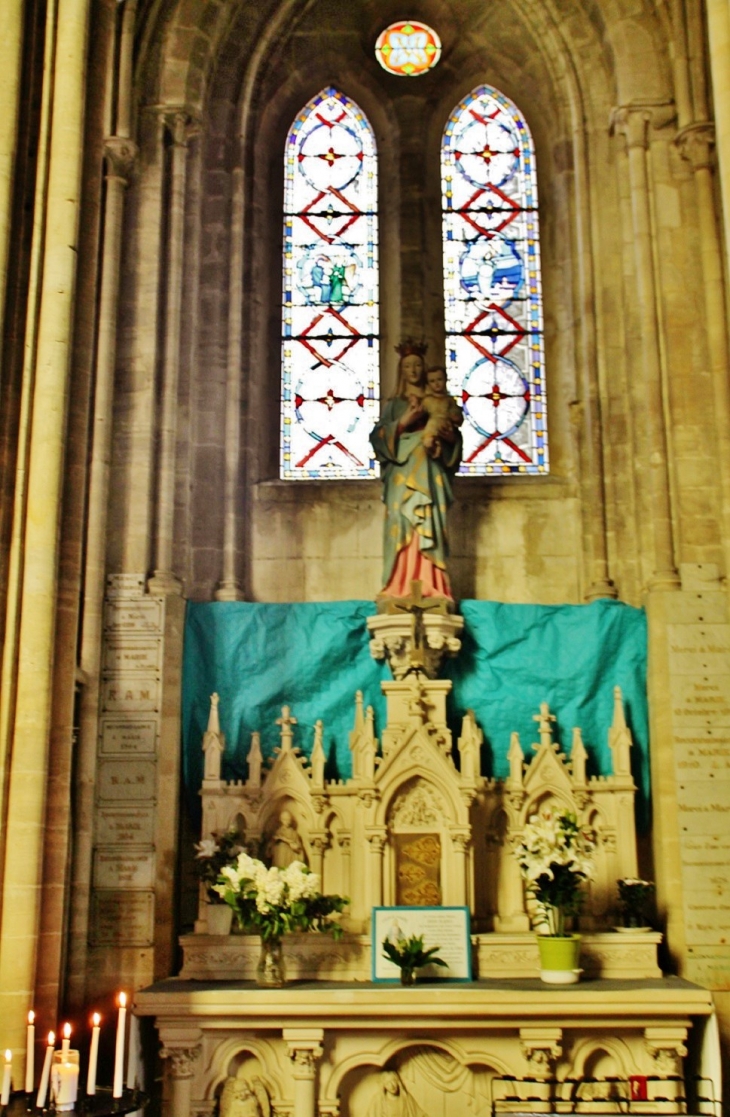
[536,934,581,984]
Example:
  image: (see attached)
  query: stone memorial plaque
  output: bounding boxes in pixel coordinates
[97,806,155,845]
[671,676,730,727]
[98,758,156,801]
[667,623,730,675]
[682,885,730,945]
[104,640,161,674]
[102,678,159,712]
[90,890,154,946]
[685,946,730,988]
[681,834,730,867]
[100,718,157,755]
[105,599,163,633]
[94,849,155,889]
[106,573,146,599]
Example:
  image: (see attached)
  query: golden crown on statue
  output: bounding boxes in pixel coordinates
[395,338,428,359]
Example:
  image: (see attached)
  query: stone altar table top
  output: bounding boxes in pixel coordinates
[135,976,713,1028]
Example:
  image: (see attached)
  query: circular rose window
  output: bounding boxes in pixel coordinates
[374,20,442,77]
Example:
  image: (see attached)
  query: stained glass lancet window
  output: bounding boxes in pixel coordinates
[281,88,380,479]
[441,86,548,475]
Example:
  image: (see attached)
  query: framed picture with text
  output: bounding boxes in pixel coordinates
[371,905,472,982]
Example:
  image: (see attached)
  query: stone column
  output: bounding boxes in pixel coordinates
[610,106,679,589]
[216,161,245,600]
[571,120,616,601]
[644,1025,688,1101]
[367,832,386,907]
[0,0,24,350]
[0,0,91,1052]
[67,0,138,1009]
[450,832,469,907]
[705,0,730,282]
[161,1040,202,1117]
[494,834,530,933]
[149,110,192,595]
[284,1029,324,1117]
[338,834,351,902]
[675,124,730,581]
[310,836,327,881]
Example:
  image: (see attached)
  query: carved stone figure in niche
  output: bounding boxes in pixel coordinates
[219,1076,270,1117]
[370,343,462,601]
[266,809,306,868]
[366,1071,426,1117]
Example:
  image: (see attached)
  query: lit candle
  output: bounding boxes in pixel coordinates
[25,1010,34,1093]
[61,1022,71,1058]
[113,992,127,1098]
[50,1049,79,1112]
[36,1032,54,1109]
[86,1013,101,1096]
[1,1050,11,1105]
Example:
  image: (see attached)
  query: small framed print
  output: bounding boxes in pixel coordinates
[372,905,472,982]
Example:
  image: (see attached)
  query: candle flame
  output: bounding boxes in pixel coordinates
[62,1022,71,1039]
[92,1013,101,1026]
[28,1011,35,1025]
[119,992,127,1007]
[4,1051,10,1064]
[48,1032,55,1046]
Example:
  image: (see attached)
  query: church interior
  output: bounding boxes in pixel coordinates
[2,0,730,1113]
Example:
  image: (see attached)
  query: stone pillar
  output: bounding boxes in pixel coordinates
[216,161,245,601]
[161,1038,202,1117]
[450,832,469,907]
[367,832,386,907]
[0,0,24,349]
[705,0,730,283]
[118,107,165,575]
[610,106,679,589]
[520,1026,563,1081]
[284,1029,324,1117]
[571,121,616,601]
[67,0,139,1008]
[0,0,91,1053]
[149,110,192,595]
[494,833,530,933]
[643,1025,688,1102]
[338,834,351,904]
[675,123,730,581]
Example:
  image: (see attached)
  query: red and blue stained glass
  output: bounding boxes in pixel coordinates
[281,87,380,479]
[442,86,548,475]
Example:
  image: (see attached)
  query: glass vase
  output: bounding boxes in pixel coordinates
[400,967,416,986]
[256,936,286,987]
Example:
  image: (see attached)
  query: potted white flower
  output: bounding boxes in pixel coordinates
[214,853,347,986]
[617,877,655,930]
[514,806,596,983]
[194,828,244,934]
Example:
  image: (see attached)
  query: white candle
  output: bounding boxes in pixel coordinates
[36,1032,54,1109]
[50,1050,79,1112]
[113,992,127,1098]
[126,1011,139,1090]
[1,1050,11,1105]
[86,1013,101,1096]
[61,1022,71,1058]
[25,1010,35,1093]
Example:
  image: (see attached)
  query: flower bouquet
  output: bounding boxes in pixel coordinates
[617,877,655,929]
[514,806,596,983]
[214,853,347,985]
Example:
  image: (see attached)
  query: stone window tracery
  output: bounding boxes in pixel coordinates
[442,85,549,475]
[280,87,380,480]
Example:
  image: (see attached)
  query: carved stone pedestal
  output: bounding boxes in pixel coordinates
[367,611,464,679]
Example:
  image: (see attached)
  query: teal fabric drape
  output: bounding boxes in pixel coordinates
[182,598,649,826]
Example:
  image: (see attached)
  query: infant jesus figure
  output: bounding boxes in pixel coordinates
[420,365,464,458]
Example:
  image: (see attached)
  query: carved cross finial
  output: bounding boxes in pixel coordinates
[276,706,298,753]
[533,702,556,750]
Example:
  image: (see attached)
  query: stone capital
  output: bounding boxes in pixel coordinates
[644,1026,687,1075]
[283,1028,324,1078]
[675,122,715,171]
[161,1044,201,1079]
[520,1026,563,1079]
[104,135,139,182]
[610,102,676,149]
